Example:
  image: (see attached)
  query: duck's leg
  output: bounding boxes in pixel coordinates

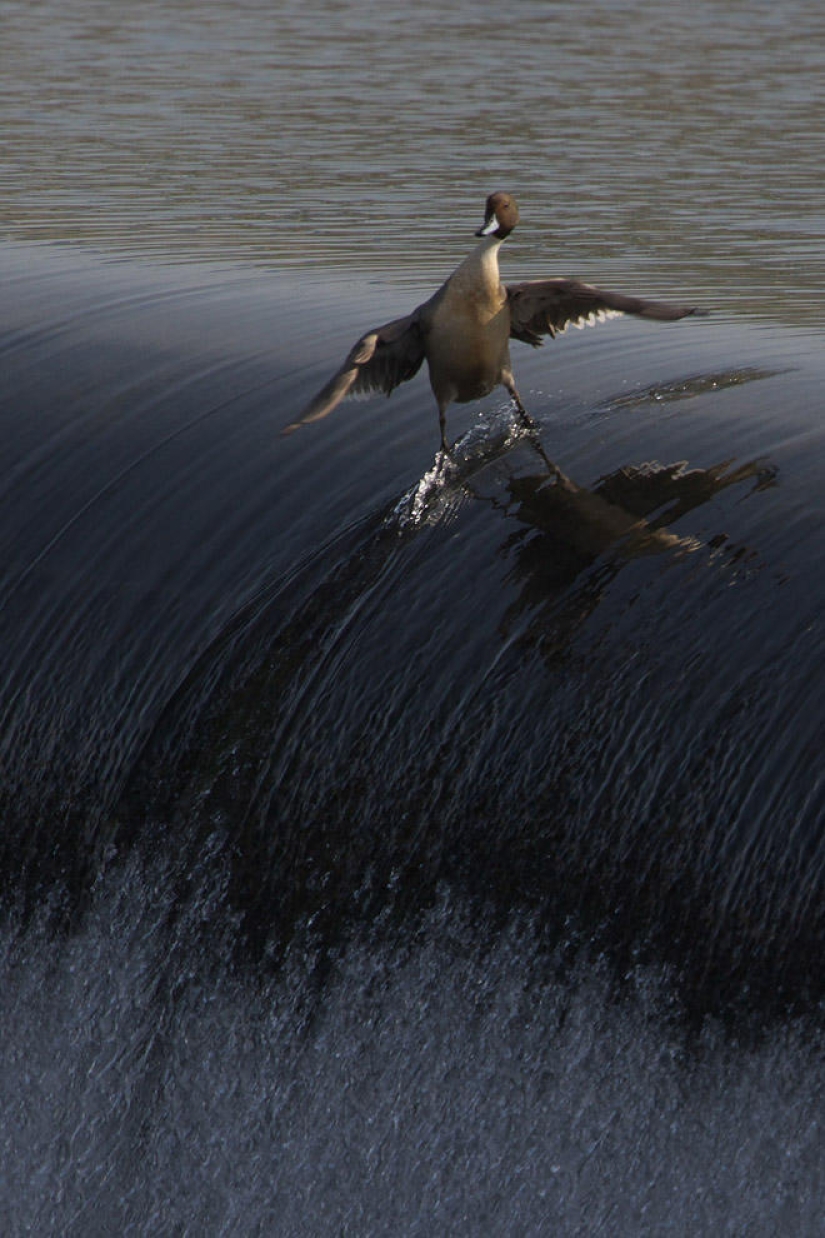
[437,399,453,459]
[501,371,557,474]
[502,369,544,437]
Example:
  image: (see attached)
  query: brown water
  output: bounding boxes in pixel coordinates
[3,0,824,319]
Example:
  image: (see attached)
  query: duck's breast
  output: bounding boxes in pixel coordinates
[425,283,511,405]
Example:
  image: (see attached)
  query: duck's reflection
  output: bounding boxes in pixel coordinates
[500,454,775,565]
[455,447,776,661]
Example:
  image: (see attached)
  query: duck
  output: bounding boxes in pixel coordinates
[285,192,701,455]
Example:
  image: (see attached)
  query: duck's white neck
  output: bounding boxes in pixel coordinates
[451,234,505,294]
[473,233,505,258]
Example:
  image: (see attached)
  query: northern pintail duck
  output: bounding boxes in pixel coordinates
[286,193,700,454]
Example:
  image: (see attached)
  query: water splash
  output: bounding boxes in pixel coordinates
[389,406,541,530]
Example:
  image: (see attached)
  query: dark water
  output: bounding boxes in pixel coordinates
[3,0,825,1230]
[2,241,825,1231]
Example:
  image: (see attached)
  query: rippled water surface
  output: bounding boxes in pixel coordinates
[4,0,825,316]
[2,3,825,1233]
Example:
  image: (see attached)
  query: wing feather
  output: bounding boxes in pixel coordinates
[284,309,426,433]
[507,279,701,346]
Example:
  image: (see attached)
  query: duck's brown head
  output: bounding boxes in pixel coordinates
[475,192,519,240]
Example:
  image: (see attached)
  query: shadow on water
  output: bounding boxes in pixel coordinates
[114,437,792,1022]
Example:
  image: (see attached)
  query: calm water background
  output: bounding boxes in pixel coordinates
[3,0,825,315]
[2,1,825,1233]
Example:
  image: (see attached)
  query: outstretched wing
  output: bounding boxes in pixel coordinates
[284,309,427,433]
[506,278,701,347]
